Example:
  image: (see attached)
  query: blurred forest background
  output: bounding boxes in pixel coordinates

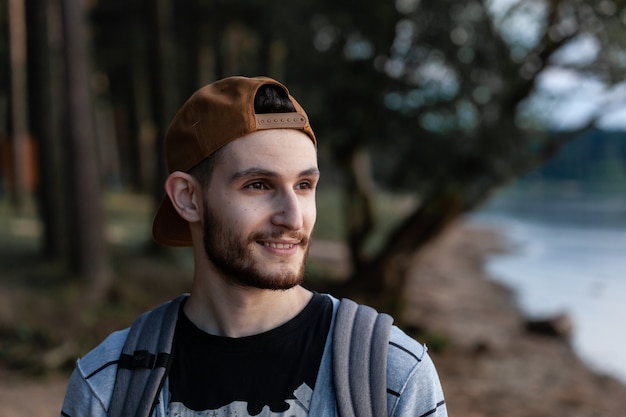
[1,0,626,383]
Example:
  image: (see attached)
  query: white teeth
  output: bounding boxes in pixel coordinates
[263,242,294,249]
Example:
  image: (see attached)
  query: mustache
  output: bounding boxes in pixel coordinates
[250,230,310,246]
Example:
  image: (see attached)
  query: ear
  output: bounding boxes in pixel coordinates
[164,171,203,223]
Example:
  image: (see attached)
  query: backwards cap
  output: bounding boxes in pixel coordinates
[152,76,316,246]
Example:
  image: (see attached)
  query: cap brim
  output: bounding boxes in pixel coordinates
[152,196,193,247]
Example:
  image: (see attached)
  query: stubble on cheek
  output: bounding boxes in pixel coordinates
[202,204,310,290]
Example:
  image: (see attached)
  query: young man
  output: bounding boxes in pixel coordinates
[60,76,447,417]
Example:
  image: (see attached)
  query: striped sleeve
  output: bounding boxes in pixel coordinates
[386,326,448,417]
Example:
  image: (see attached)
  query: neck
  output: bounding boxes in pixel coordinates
[184,267,312,338]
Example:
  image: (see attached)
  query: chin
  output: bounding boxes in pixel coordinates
[251,269,305,291]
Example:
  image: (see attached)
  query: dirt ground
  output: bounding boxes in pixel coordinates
[0,369,67,417]
[1,222,625,416]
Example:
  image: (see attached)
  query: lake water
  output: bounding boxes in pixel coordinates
[470,188,626,384]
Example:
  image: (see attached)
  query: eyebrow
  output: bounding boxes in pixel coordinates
[230,167,320,182]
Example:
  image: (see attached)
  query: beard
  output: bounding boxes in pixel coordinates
[202,203,309,290]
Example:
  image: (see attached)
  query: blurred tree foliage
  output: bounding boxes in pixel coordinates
[283,0,626,309]
[0,0,625,310]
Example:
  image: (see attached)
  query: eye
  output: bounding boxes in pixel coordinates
[295,180,316,190]
[244,181,268,190]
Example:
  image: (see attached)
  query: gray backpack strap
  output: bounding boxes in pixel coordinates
[332,298,394,417]
[108,294,187,417]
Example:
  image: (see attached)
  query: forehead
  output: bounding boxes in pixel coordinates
[217,129,318,172]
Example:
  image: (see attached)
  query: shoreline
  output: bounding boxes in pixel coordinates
[404,222,626,416]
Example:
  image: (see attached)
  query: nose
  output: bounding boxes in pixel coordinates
[271,189,304,230]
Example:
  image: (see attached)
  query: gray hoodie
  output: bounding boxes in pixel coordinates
[60,295,447,417]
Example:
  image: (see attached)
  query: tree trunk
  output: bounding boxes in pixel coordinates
[131,48,157,192]
[176,0,201,99]
[147,0,178,224]
[8,0,29,211]
[342,147,375,272]
[340,184,489,319]
[60,0,111,300]
[26,0,67,259]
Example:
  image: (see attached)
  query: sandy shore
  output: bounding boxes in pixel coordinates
[1,222,625,416]
[405,222,626,417]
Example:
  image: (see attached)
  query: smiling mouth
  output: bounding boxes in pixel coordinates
[260,241,298,249]
[253,231,309,250]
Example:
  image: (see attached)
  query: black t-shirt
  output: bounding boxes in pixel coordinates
[168,292,332,416]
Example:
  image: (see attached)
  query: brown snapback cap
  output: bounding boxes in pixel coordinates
[152,75,317,246]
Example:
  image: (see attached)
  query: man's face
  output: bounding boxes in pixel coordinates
[201,129,319,290]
